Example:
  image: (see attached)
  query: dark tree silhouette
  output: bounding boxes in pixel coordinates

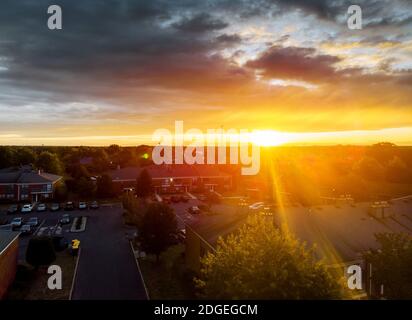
[96,174,114,198]
[136,169,152,198]
[140,203,177,262]
[26,237,56,269]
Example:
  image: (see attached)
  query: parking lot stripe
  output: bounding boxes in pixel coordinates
[129,241,150,300]
[69,248,81,300]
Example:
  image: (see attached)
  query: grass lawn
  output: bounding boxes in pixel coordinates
[6,250,77,300]
[138,244,196,299]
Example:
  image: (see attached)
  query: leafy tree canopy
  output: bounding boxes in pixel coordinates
[195,217,344,299]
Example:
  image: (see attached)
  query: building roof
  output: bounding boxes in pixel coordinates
[0,231,19,255]
[0,166,62,184]
[108,164,231,181]
[189,200,412,264]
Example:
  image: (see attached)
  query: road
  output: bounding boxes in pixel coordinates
[71,204,147,300]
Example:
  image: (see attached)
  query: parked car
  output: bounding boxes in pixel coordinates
[50,203,60,211]
[198,194,207,201]
[180,195,189,203]
[21,204,33,213]
[36,203,47,212]
[20,224,33,235]
[248,202,265,211]
[188,206,201,214]
[60,214,71,225]
[171,195,180,203]
[7,204,19,214]
[27,217,39,227]
[90,201,99,209]
[258,206,274,216]
[10,217,23,229]
[78,201,88,210]
[64,201,74,211]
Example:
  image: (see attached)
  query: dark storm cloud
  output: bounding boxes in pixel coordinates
[173,12,228,33]
[0,0,410,110]
[214,34,243,46]
[0,0,248,106]
[246,45,342,83]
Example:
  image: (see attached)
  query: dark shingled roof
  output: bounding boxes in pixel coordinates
[108,164,230,181]
[0,230,19,254]
[0,167,62,184]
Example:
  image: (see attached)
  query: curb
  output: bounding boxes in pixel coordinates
[129,241,150,300]
[69,247,81,300]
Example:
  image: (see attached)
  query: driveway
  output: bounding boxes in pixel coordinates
[70,204,147,300]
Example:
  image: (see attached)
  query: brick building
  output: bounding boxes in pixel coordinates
[0,231,19,299]
[0,166,62,202]
[108,164,232,194]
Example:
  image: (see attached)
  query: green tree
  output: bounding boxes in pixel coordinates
[136,169,152,198]
[36,151,63,175]
[0,146,15,168]
[385,156,412,183]
[354,156,384,181]
[15,147,36,165]
[96,174,114,198]
[76,177,96,197]
[139,203,177,262]
[195,217,344,299]
[364,233,412,299]
[26,237,56,269]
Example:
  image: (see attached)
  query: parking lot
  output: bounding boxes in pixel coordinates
[0,203,96,262]
[0,202,148,300]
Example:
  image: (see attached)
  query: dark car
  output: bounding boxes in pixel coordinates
[50,203,60,211]
[90,201,99,209]
[64,201,74,211]
[180,195,189,203]
[188,206,201,214]
[171,195,180,203]
[60,214,71,225]
[27,217,39,227]
[20,224,33,235]
[36,203,47,212]
[7,204,19,215]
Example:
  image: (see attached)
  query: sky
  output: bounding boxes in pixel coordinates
[0,0,411,146]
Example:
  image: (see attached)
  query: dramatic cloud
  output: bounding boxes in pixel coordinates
[0,0,411,145]
[173,13,228,33]
[246,45,342,83]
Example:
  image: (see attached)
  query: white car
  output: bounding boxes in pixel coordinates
[248,202,265,210]
[78,202,87,210]
[21,204,33,213]
[36,203,47,212]
[10,217,23,228]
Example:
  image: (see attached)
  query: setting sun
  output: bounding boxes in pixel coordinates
[248,130,291,146]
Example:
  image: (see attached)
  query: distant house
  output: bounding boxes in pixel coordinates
[0,231,19,299]
[0,166,62,202]
[108,164,232,194]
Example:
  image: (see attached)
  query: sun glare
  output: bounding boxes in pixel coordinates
[248,130,291,146]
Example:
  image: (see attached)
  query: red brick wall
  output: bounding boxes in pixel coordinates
[0,237,19,299]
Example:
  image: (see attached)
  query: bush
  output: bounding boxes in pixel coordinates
[26,237,56,268]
